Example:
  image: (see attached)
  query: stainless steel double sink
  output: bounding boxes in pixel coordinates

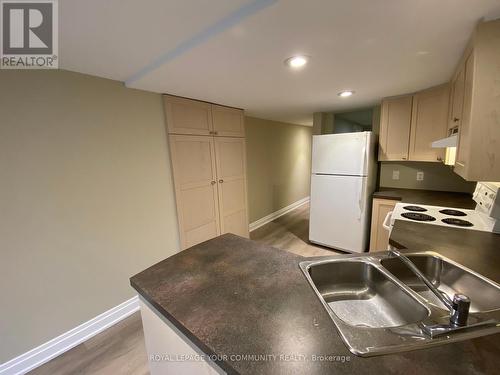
[300,251,500,356]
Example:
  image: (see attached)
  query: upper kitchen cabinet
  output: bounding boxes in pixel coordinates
[379,85,449,162]
[448,65,465,131]
[212,105,245,137]
[453,19,500,181]
[164,95,245,137]
[409,84,449,162]
[164,95,213,135]
[379,95,413,161]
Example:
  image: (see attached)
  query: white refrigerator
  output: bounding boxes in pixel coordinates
[309,132,377,253]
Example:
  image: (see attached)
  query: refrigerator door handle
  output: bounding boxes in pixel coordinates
[357,138,368,219]
[361,144,367,171]
[357,178,366,220]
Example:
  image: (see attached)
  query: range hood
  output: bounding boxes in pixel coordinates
[432,129,459,166]
[431,134,458,148]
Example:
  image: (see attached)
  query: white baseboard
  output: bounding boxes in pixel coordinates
[249,196,310,232]
[0,296,140,375]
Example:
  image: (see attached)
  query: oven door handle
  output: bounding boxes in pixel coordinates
[382,211,393,231]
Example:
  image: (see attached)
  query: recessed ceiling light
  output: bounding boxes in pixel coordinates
[338,90,355,97]
[285,55,309,69]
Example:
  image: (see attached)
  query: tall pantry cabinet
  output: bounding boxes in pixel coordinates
[164,95,249,249]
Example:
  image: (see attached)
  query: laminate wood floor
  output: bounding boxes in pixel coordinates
[29,313,149,375]
[249,203,342,257]
[30,203,341,375]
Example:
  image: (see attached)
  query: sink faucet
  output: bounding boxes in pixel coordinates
[388,249,470,327]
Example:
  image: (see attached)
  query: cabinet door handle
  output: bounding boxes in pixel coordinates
[213,131,218,135]
[402,156,407,160]
[211,181,216,185]
[219,179,224,183]
[453,118,460,122]
[437,156,443,161]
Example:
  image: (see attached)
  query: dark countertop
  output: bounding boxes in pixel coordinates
[373,187,476,209]
[390,220,500,283]
[131,233,500,374]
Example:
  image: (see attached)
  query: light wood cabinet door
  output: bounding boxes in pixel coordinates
[449,66,465,131]
[379,96,412,161]
[212,105,245,137]
[454,53,474,178]
[214,137,249,238]
[369,198,397,252]
[169,135,220,249]
[164,95,213,135]
[409,84,449,162]
[453,20,500,181]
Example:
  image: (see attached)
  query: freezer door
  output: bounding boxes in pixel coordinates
[309,174,369,252]
[312,132,369,176]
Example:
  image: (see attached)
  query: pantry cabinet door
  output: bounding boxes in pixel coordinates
[409,84,450,162]
[379,96,412,161]
[212,105,245,137]
[214,137,249,238]
[164,95,213,135]
[169,135,220,249]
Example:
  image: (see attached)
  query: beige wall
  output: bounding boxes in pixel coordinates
[245,117,312,223]
[0,70,180,362]
[379,162,476,193]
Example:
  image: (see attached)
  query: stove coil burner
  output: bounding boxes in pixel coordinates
[439,209,467,217]
[401,212,436,222]
[403,205,428,212]
[442,218,474,227]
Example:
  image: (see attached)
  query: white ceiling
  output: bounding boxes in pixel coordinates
[61,0,500,126]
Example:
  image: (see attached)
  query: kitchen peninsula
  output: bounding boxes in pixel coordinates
[131,234,500,374]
